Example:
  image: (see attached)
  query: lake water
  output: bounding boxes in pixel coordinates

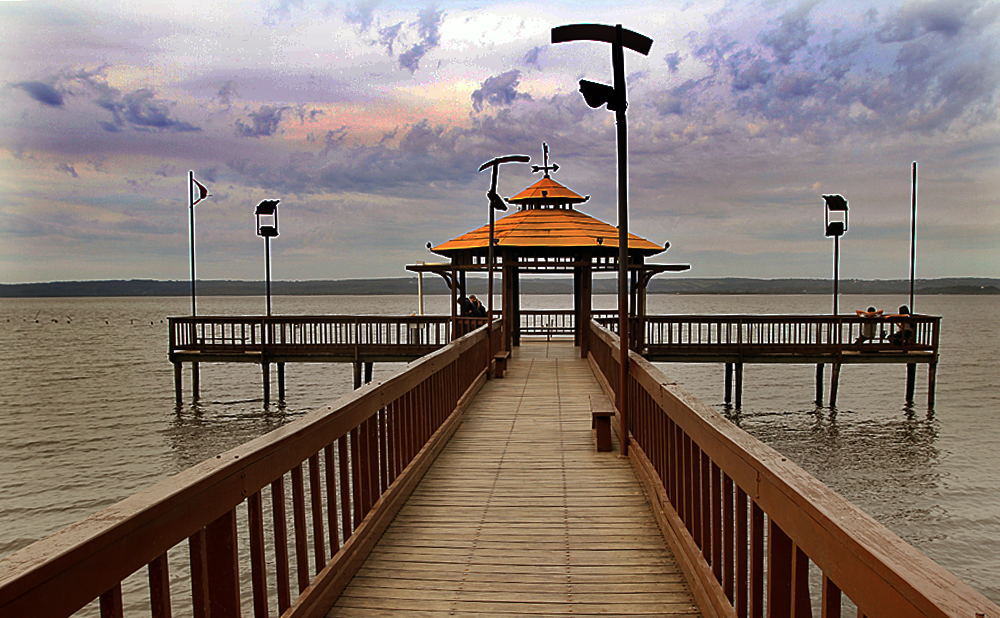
[0,293,997,605]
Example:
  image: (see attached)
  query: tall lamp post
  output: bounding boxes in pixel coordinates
[823,194,848,315]
[479,154,530,377]
[256,200,280,316]
[552,23,652,456]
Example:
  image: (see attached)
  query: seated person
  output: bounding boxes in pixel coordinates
[888,305,914,344]
[855,306,883,345]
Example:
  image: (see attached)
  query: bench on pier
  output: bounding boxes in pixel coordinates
[493,350,511,379]
[590,393,615,452]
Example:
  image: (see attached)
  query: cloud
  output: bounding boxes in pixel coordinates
[758,0,819,64]
[664,51,683,74]
[13,81,64,107]
[398,7,443,73]
[217,80,238,108]
[345,0,380,31]
[235,105,288,138]
[524,46,544,70]
[876,0,985,43]
[471,70,532,113]
[378,21,404,55]
[55,163,79,178]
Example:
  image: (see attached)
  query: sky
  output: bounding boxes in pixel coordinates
[1,0,998,284]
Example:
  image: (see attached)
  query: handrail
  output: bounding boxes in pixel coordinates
[642,314,939,354]
[586,320,995,618]
[0,325,495,618]
[169,315,455,352]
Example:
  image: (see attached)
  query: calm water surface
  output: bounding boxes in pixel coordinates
[0,293,997,604]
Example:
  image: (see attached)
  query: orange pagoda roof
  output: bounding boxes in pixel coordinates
[508,177,588,206]
[431,208,664,256]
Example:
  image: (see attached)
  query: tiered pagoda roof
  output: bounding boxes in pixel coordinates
[431,148,665,258]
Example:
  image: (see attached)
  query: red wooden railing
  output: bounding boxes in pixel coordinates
[0,325,499,618]
[586,320,996,618]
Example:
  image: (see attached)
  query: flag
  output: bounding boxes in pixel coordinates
[192,176,210,206]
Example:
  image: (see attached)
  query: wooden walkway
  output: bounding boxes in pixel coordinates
[327,340,702,617]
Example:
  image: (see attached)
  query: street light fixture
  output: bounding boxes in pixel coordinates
[823,194,848,314]
[552,23,652,456]
[256,199,280,316]
[478,154,530,377]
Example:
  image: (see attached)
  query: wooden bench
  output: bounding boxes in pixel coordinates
[590,393,615,452]
[493,350,511,379]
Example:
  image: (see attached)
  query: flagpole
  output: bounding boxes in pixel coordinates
[189,170,197,316]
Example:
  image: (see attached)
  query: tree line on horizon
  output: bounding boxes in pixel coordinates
[1,277,997,298]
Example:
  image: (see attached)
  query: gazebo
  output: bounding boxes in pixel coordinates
[408,145,688,357]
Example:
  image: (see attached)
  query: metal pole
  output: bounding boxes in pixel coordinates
[613,25,630,456]
[833,235,840,315]
[488,164,499,376]
[909,161,917,312]
[265,235,272,316]
[188,170,196,316]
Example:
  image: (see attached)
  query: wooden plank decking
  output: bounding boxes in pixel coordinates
[327,340,702,617]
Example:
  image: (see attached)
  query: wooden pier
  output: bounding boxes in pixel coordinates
[328,340,700,616]
[170,311,940,407]
[0,321,994,618]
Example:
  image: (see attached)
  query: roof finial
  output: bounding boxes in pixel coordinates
[531,142,559,179]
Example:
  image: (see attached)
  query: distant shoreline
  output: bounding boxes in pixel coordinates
[1,277,997,298]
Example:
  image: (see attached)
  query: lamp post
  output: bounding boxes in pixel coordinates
[478,155,530,377]
[552,23,652,456]
[823,194,848,315]
[256,200,280,316]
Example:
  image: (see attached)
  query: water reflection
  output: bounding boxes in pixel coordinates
[722,398,943,547]
[166,398,302,471]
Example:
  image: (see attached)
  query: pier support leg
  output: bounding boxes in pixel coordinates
[815,364,824,406]
[192,362,200,400]
[725,363,733,404]
[830,363,841,408]
[277,362,285,401]
[364,362,373,385]
[353,361,362,390]
[735,363,743,409]
[928,362,937,408]
[905,363,917,403]
[174,363,183,404]
[262,362,270,406]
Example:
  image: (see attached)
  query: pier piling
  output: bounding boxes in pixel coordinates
[192,362,200,399]
[735,362,743,408]
[906,363,917,403]
[174,363,182,403]
[277,362,285,401]
[830,363,842,407]
[815,363,824,406]
[262,362,270,405]
[725,363,733,404]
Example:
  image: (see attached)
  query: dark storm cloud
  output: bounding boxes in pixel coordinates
[13,81,65,107]
[235,105,288,138]
[471,71,532,112]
